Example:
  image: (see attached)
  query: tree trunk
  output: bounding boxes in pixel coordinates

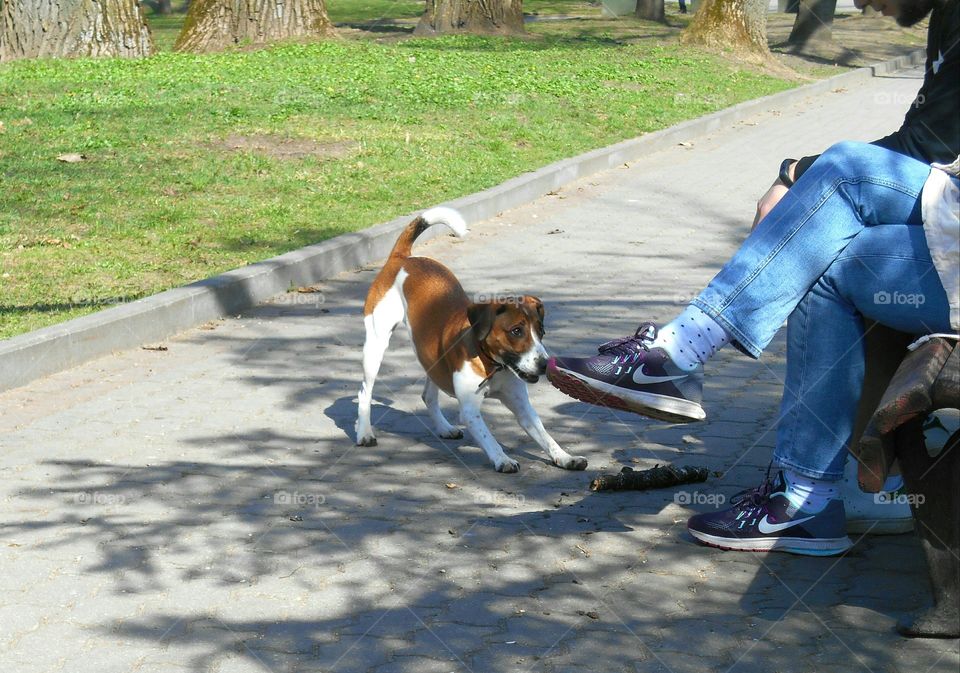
[175,0,334,53]
[0,0,153,61]
[788,0,837,46]
[635,0,665,23]
[415,0,524,36]
[681,0,769,56]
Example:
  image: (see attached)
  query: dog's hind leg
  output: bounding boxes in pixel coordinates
[493,375,588,471]
[422,379,463,440]
[356,284,406,446]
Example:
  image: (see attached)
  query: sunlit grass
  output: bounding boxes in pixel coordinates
[0,9,794,338]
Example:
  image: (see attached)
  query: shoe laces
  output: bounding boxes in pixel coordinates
[598,322,658,357]
[729,464,776,511]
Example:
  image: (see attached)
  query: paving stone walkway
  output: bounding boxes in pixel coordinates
[1,66,957,673]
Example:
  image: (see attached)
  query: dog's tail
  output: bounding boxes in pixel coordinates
[389,207,468,259]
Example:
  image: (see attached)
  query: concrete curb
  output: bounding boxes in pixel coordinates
[0,48,926,393]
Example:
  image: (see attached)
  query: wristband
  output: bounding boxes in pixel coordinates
[779,158,796,188]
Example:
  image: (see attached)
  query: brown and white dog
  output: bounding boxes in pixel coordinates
[355,207,587,473]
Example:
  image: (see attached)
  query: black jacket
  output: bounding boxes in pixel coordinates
[795,0,960,179]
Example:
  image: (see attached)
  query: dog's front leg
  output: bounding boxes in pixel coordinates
[493,375,588,471]
[453,367,519,473]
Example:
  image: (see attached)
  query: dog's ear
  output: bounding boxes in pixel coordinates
[468,302,497,342]
[523,295,545,338]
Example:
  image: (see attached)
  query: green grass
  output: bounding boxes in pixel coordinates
[0,17,794,339]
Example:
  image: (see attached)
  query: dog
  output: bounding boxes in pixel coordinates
[355,207,587,473]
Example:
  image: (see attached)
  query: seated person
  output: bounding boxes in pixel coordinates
[548,142,959,555]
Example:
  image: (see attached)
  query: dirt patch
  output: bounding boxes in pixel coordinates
[219,134,356,160]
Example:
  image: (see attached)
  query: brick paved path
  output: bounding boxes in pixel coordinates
[1,66,957,672]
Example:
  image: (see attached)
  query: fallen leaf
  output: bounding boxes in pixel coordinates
[444,483,459,489]
[141,344,168,351]
[57,153,86,163]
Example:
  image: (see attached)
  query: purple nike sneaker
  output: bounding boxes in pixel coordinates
[546,322,706,423]
[687,470,853,556]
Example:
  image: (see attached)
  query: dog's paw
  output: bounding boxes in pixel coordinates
[557,455,588,471]
[356,435,378,447]
[495,458,520,473]
[438,428,464,440]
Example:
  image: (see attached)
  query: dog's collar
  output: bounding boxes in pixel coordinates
[476,341,504,392]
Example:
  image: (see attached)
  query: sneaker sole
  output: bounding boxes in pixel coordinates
[846,518,914,535]
[548,363,705,423]
[689,529,853,556]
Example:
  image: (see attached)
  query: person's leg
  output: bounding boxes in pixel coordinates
[548,141,933,421]
[687,222,952,555]
[774,222,953,479]
[692,140,932,358]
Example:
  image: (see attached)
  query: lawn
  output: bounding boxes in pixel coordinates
[0,3,829,339]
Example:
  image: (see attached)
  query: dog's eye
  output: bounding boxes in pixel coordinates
[510,326,524,338]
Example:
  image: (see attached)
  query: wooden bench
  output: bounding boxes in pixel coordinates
[852,327,959,638]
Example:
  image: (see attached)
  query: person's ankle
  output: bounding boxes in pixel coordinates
[782,468,839,513]
[652,305,729,371]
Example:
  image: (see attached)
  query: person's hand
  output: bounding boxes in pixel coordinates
[752,179,789,230]
[752,160,796,230]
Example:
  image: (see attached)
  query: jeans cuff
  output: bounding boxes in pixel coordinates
[774,455,844,482]
[689,298,763,359]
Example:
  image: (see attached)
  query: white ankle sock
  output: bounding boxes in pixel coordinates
[653,305,730,371]
[783,469,839,513]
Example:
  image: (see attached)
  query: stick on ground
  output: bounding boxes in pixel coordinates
[589,464,709,492]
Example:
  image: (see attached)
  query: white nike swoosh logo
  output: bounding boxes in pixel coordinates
[933,49,944,74]
[757,514,816,534]
[632,368,686,385]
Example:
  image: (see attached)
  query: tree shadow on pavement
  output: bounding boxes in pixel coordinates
[4,176,956,670]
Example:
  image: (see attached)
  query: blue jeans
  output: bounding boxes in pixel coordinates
[692,141,953,480]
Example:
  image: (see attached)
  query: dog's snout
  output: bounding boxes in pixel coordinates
[534,355,548,375]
